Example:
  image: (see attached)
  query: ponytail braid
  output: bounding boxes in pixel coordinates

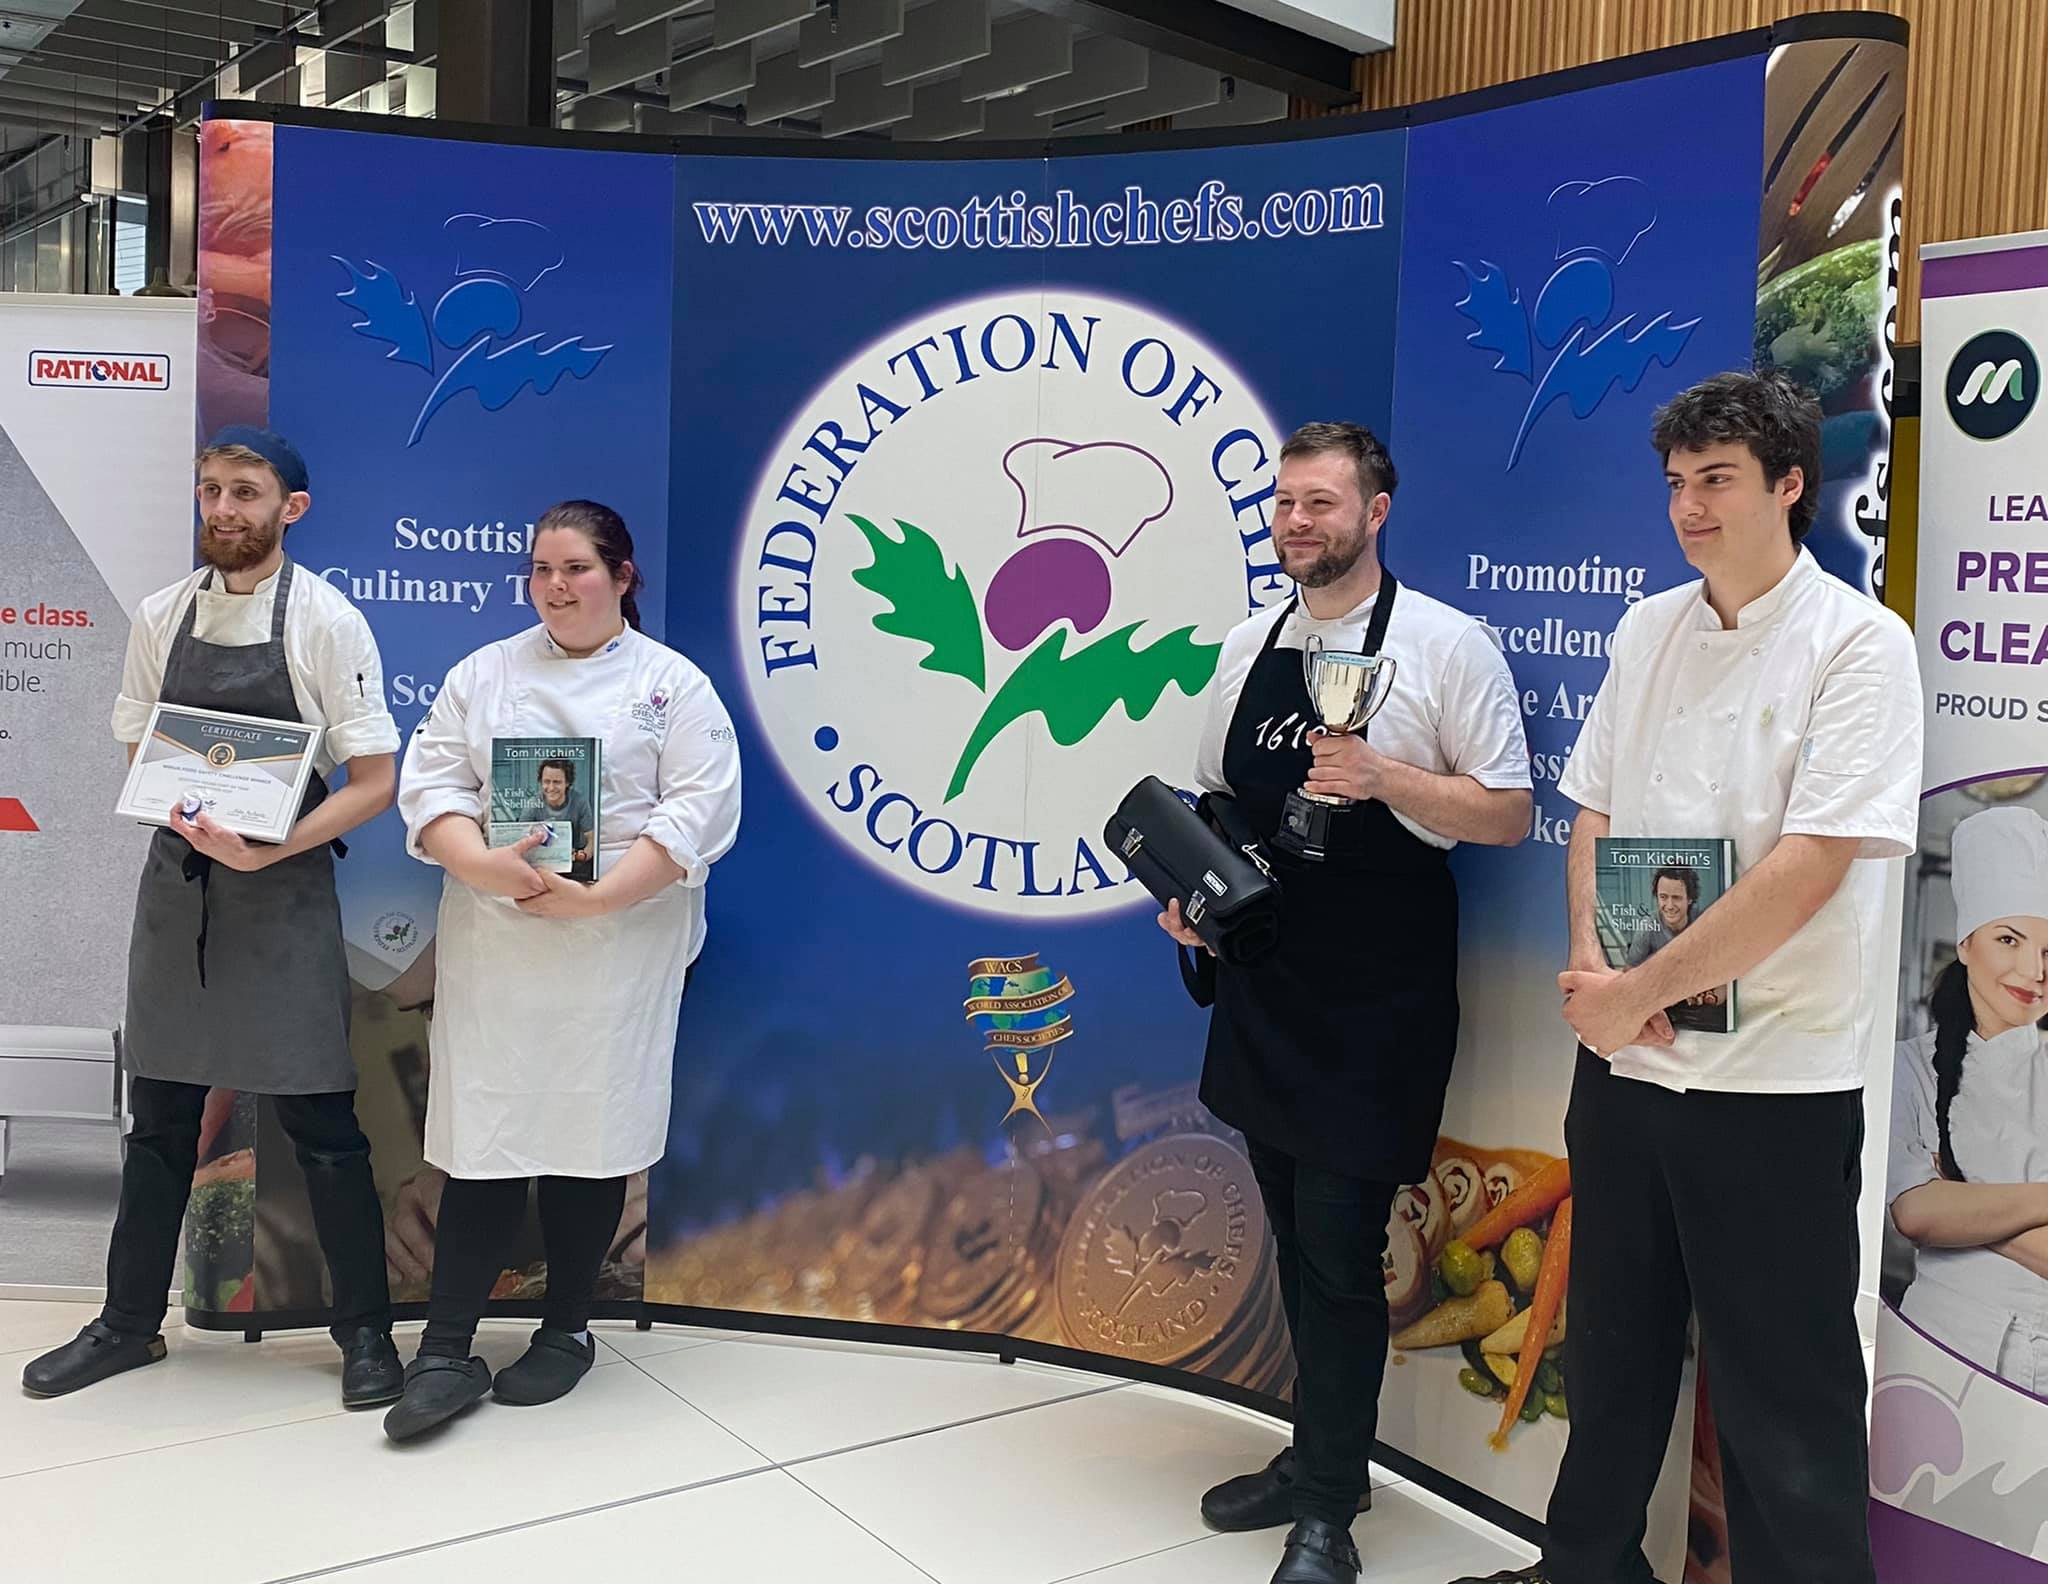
[1929,958,1973,1182]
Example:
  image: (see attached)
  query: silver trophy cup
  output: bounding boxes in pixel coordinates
[1275,637,1398,862]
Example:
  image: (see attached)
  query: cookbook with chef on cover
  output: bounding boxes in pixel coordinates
[489,736,600,881]
[1593,836,1738,1033]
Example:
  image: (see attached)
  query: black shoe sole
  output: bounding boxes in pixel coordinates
[342,1380,405,1409]
[1201,1487,1373,1533]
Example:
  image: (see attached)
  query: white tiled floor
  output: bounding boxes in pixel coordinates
[0,1299,1537,1584]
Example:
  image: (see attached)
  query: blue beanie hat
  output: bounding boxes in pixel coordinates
[204,425,310,494]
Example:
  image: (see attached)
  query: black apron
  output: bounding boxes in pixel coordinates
[124,559,357,1095]
[1196,576,1460,1183]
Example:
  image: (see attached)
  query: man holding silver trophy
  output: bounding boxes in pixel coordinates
[1160,422,1532,1584]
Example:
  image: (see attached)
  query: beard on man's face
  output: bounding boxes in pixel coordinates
[199,506,285,572]
[1286,516,1373,589]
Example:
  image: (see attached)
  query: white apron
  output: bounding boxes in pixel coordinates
[402,625,739,1178]
[1892,1024,2048,1393]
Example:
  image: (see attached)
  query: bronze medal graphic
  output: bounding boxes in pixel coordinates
[1055,1134,1272,1371]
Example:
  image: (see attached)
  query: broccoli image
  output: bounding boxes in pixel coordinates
[1755,237,1883,403]
[180,1174,256,1309]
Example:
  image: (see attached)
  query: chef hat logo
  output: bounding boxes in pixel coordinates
[1546,177,1656,267]
[445,213,564,293]
[1951,805,2048,941]
[1002,437,1174,558]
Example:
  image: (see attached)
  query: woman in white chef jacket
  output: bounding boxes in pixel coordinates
[1890,805,2048,1394]
[385,500,741,1442]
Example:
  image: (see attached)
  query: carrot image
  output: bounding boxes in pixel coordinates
[1492,1194,1571,1450]
[1463,1156,1570,1251]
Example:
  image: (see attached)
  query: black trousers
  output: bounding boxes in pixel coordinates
[103,1076,391,1344]
[419,1173,628,1358]
[1545,1050,1874,1584]
[1246,1134,1401,1527]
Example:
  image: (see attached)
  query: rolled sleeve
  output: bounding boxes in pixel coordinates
[642,673,742,885]
[397,662,482,864]
[306,602,401,763]
[112,691,157,745]
[1442,625,1533,789]
[1782,619,1923,860]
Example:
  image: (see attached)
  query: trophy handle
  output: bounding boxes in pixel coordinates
[1362,655,1398,724]
[1300,632,1324,695]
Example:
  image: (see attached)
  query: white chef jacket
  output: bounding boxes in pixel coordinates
[1890,1023,2048,1391]
[1194,584,1533,843]
[399,622,742,1178]
[1559,551,1922,1091]
[113,562,400,775]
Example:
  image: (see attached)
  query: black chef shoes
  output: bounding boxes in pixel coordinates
[1201,1447,1373,1532]
[339,1327,404,1407]
[491,1327,597,1406]
[20,1321,167,1397]
[383,1354,493,1441]
[1272,1518,1362,1584]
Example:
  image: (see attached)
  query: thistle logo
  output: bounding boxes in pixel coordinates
[1453,176,1699,468]
[1945,330,2037,441]
[373,912,420,954]
[739,289,1286,919]
[333,213,611,446]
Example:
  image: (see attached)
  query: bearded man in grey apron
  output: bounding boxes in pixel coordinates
[1161,423,1533,1584]
[23,428,405,1408]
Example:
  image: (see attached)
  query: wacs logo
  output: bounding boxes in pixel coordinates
[333,213,611,446]
[1453,176,1698,467]
[739,289,1286,919]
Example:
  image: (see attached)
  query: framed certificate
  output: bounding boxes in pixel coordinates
[116,703,322,844]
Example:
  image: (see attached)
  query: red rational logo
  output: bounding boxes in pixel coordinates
[28,351,172,390]
[0,797,38,832]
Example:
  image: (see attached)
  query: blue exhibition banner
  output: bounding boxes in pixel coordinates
[203,17,1907,1538]
[1380,54,1767,1525]
[657,128,1405,1234]
[267,124,676,984]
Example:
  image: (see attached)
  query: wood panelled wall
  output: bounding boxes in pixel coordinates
[1291,0,2048,344]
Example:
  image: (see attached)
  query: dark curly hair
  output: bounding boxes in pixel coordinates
[1652,865,1700,905]
[1650,369,1823,542]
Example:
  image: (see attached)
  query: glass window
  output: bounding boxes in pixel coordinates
[114,196,146,295]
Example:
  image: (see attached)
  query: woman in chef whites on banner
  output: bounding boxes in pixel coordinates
[387,500,742,1442]
[1889,805,2048,1394]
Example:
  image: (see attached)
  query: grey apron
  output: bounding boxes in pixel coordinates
[123,558,357,1094]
